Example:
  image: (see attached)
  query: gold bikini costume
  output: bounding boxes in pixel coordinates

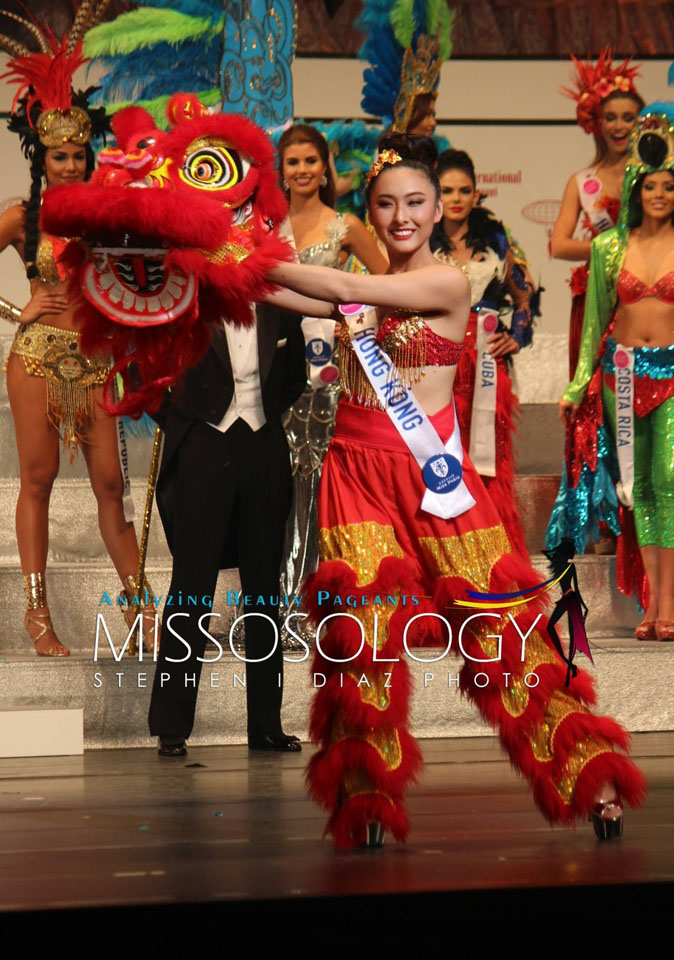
[5,236,111,453]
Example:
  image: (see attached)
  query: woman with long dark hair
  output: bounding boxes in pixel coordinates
[264,134,645,849]
[431,148,539,556]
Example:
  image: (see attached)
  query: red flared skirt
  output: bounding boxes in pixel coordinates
[304,398,646,849]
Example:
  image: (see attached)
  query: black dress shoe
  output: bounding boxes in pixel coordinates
[248,733,302,752]
[158,737,187,757]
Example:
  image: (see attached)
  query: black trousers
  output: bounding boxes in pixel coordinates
[148,417,292,739]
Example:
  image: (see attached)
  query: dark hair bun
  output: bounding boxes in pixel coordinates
[377,132,438,170]
[437,148,476,183]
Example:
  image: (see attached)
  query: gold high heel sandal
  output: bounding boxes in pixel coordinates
[120,575,159,654]
[23,573,69,657]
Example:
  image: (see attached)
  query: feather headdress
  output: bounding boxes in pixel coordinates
[562,47,641,138]
[1,3,111,148]
[359,0,455,132]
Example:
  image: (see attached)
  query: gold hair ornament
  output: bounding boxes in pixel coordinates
[366,149,403,184]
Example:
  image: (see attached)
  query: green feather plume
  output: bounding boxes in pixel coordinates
[84,8,221,57]
[389,0,416,49]
[430,2,455,61]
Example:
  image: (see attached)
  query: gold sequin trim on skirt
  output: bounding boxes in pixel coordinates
[418,524,511,591]
[344,664,395,711]
[319,520,404,586]
[500,630,559,718]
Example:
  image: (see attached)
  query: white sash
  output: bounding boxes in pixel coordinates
[469,308,498,477]
[301,316,338,389]
[576,168,616,235]
[339,303,476,520]
[613,344,635,508]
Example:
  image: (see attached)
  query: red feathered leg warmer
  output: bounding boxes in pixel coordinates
[303,556,424,850]
[431,545,646,824]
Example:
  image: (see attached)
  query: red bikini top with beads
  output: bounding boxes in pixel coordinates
[376,315,464,366]
[617,269,674,305]
[339,313,464,406]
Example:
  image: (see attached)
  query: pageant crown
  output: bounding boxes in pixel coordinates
[562,46,641,138]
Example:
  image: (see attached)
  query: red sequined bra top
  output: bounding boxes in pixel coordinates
[377,316,464,365]
[617,269,674,305]
[339,313,464,406]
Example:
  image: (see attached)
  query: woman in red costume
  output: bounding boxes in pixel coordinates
[431,148,539,556]
[551,50,644,556]
[267,134,645,849]
[552,48,643,379]
[0,28,157,656]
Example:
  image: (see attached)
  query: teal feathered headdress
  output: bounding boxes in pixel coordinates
[359,0,455,130]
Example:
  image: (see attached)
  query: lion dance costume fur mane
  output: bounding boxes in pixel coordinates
[40,92,292,417]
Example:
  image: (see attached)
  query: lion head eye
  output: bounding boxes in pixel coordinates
[181,144,251,191]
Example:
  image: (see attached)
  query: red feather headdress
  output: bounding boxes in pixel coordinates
[0,3,112,147]
[2,31,91,146]
[562,47,642,138]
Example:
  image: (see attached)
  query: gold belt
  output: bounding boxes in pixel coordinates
[9,321,110,383]
[7,321,111,455]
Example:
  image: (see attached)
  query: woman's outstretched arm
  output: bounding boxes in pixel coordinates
[269,260,469,315]
[263,286,335,318]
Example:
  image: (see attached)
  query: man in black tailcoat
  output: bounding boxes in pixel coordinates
[148,303,306,754]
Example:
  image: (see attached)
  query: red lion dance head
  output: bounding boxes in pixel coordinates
[41,93,291,416]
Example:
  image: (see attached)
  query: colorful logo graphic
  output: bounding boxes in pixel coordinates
[454,565,571,609]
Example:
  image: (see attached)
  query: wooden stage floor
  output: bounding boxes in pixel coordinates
[1,733,672,938]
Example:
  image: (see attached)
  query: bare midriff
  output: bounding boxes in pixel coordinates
[613,301,674,347]
[28,276,85,332]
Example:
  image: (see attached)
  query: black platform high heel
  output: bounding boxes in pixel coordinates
[363,822,385,848]
[590,798,624,840]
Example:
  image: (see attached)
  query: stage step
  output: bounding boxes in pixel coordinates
[0,638,669,751]
[0,473,563,564]
[530,554,639,636]
[0,478,170,563]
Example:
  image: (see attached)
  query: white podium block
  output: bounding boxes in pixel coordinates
[0,708,83,757]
